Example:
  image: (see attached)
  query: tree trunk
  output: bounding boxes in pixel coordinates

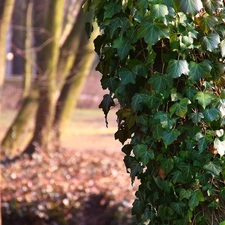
[25,0,65,154]
[0,0,15,102]
[53,23,98,143]
[1,87,39,159]
[11,0,28,75]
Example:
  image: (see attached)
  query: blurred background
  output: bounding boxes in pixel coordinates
[0,0,137,224]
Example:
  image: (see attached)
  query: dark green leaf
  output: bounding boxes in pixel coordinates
[158,205,174,220]
[131,93,143,112]
[188,61,211,82]
[119,68,136,85]
[188,190,204,210]
[115,129,130,144]
[179,188,192,200]
[113,37,132,59]
[190,112,204,123]
[162,129,180,145]
[101,76,120,92]
[202,108,220,122]
[204,161,222,176]
[170,202,186,215]
[104,2,122,19]
[211,61,225,80]
[132,199,145,216]
[159,157,174,173]
[202,0,223,14]
[152,124,163,141]
[198,136,209,152]
[201,33,220,52]
[179,163,194,182]
[179,0,203,15]
[134,144,154,165]
[138,21,169,45]
[99,94,115,127]
[108,17,130,37]
[148,73,173,92]
[167,60,189,78]
[154,111,177,129]
[143,93,162,109]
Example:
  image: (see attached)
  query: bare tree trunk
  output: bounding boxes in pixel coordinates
[0,0,15,102]
[53,23,98,143]
[25,0,65,154]
[1,87,39,159]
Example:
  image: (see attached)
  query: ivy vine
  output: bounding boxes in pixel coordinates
[85,0,225,224]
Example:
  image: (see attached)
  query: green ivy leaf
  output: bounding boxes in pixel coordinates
[148,73,173,92]
[159,157,174,173]
[188,190,204,210]
[188,61,211,82]
[154,111,177,129]
[204,161,222,176]
[119,68,136,85]
[134,144,154,165]
[113,37,132,59]
[195,92,215,109]
[190,112,204,123]
[162,129,180,145]
[196,14,216,33]
[179,0,203,15]
[152,124,163,141]
[198,136,209,152]
[108,17,130,38]
[179,163,194,182]
[202,0,223,14]
[220,39,225,57]
[104,2,122,19]
[138,21,169,45]
[202,108,220,122]
[132,199,145,216]
[158,205,174,220]
[101,76,119,92]
[201,33,220,52]
[151,4,169,19]
[167,60,189,78]
[143,93,162,109]
[169,98,190,118]
[170,202,186,215]
[131,93,143,112]
[99,94,115,127]
[179,188,192,200]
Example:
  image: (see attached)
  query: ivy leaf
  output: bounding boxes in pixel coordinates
[179,163,193,182]
[190,112,204,123]
[148,73,173,92]
[198,136,209,152]
[188,61,211,82]
[134,144,154,166]
[220,39,225,57]
[132,199,145,216]
[170,202,186,215]
[119,68,136,85]
[99,94,115,127]
[214,138,225,156]
[196,14,216,33]
[131,93,143,112]
[179,189,192,200]
[195,92,215,109]
[167,60,189,78]
[169,98,190,118]
[143,93,162,109]
[154,111,177,129]
[201,33,220,52]
[202,0,223,14]
[189,190,205,210]
[159,157,174,173]
[138,21,169,45]
[113,37,132,59]
[179,0,203,15]
[151,4,169,19]
[152,124,163,141]
[104,2,122,19]
[210,61,224,80]
[202,108,220,122]
[162,129,180,146]
[101,76,119,92]
[204,161,222,176]
[108,17,130,37]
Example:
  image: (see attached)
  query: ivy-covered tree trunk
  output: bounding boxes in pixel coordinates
[87,0,225,224]
[0,0,15,103]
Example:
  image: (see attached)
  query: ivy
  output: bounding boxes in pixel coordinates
[86,0,225,224]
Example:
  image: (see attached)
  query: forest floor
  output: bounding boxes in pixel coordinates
[1,72,138,225]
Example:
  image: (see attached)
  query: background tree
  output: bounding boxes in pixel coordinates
[1,0,97,159]
[0,0,15,104]
[86,0,225,224]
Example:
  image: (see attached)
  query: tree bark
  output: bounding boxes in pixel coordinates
[53,22,98,143]
[25,0,65,154]
[0,0,15,102]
